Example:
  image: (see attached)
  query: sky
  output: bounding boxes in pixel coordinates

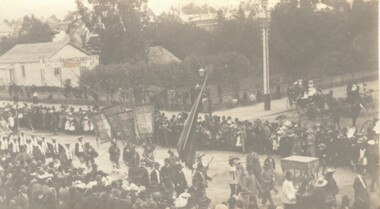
[0,0,242,21]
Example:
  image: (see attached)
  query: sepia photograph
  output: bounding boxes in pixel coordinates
[0,0,378,208]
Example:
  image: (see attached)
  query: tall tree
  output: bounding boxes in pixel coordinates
[18,15,53,43]
[76,0,149,64]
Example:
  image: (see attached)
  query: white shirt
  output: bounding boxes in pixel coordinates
[0,138,8,150]
[282,179,297,204]
[8,117,14,128]
[76,142,84,153]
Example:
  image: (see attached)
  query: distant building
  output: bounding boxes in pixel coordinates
[0,40,98,87]
[178,13,218,30]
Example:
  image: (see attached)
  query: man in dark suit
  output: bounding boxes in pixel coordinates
[172,164,188,197]
[136,161,150,188]
[160,158,173,190]
[150,162,161,189]
[353,170,370,209]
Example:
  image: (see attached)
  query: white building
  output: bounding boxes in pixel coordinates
[0,40,98,87]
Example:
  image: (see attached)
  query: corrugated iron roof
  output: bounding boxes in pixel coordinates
[0,41,88,63]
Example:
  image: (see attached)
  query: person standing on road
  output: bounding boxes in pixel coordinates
[75,136,84,163]
[108,141,120,173]
[353,170,370,209]
[261,162,275,207]
[228,156,239,198]
[325,169,339,206]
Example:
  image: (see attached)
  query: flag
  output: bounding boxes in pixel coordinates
[177,72,210,168]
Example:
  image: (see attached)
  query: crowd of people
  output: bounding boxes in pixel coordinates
[0,123,378,209]
[0,129,219,209]
[0,102,96,135]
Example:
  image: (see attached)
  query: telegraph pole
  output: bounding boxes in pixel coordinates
[260,4,271,111]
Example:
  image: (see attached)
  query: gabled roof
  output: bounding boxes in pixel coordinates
[148,46,181,64]
[0,40,90,64]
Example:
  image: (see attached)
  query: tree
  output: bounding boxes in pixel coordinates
[147,14,212,59]
[18,15,53,43]
[0,16,53,55]
[76,0,149,64]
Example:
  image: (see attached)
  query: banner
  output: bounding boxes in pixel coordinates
[102,105,123,136]
[41,55,99,69]
[117,110,136,143]
[91,113,112,144]
[134,105,154,139]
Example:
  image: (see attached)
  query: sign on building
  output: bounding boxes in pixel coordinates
[41,55,99,69]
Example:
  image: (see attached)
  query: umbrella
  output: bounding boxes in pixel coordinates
[14,152,33,163]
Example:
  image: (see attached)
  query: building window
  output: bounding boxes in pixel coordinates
[21,65,26,77]
[54,67,61,76]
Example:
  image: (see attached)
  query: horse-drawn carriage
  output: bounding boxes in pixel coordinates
[287,81,374,128]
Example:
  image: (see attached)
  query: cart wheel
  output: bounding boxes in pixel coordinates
[361,120,373,132]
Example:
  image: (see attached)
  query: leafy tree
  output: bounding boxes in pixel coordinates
[76,0,149,64]
[18,15,53,43]
[147,14,212,59]
[0,15,53,55]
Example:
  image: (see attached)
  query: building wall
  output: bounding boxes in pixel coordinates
[0,44,94,87]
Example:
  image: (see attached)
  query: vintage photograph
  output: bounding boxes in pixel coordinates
[0,0,378,208]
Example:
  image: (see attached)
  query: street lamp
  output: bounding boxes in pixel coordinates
[258,5,271,111]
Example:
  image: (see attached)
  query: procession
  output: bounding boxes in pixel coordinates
[0,0,379,209]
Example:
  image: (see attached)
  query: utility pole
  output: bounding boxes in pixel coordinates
[260,4,271,111]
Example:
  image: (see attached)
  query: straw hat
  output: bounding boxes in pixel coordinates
[174,192,191,208]
[325,168,335,174]
[367,140,376,145]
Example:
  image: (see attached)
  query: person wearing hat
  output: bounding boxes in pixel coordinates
[161,158,174,190]
[339,195,352,209]
[241,168,261,209]
[123,143,140,167]
[168,149,180,166]
[311,177,329,209]
[228,156,239,198]
[353,169,370,209]
[318,143,328,174]
[192,162,208,198]
[325,168,339,206]
[108,141,121,173]
[261,162,275,207]
[136,160,150,188]
[172,163,187,197]
[75,137,84,163]
[150,162,161,189]
[246,152,261,179]
[83,142,98,168]
[142,143,155,168]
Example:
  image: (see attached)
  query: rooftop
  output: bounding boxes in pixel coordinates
[0,40,89,64]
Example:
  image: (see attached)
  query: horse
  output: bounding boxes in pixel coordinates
[330,98,366,129]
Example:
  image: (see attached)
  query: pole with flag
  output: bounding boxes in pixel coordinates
[177,67,211,168]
